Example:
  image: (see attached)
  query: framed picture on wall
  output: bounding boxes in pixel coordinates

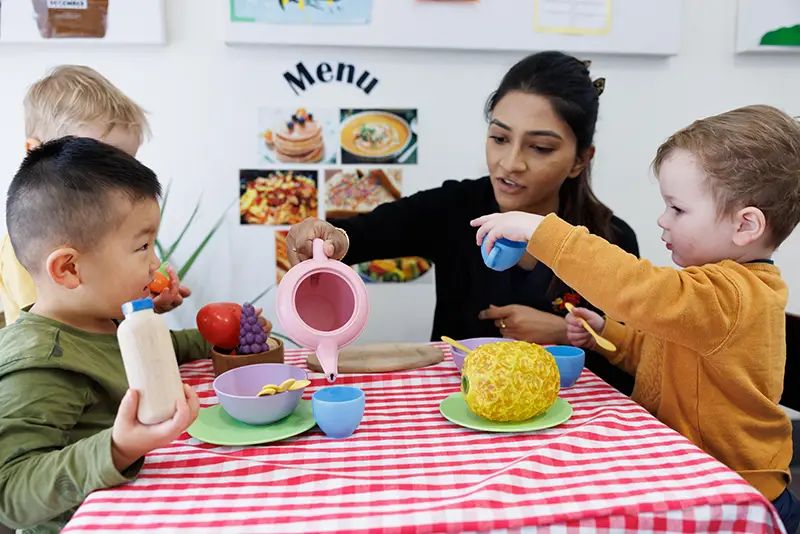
[0,0,166,44]
[736,0,800,53]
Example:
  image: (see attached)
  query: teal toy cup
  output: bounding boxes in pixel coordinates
[481,238,527,271]
[312,386,365,438]
[546,345,585,388]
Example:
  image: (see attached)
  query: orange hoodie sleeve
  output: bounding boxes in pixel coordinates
[600,319,661,375]
[527,214,740,356]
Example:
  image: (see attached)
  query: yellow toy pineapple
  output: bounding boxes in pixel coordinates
[461,341,560,422]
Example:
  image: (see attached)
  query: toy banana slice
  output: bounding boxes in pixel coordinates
[277,378,296,392]
[288,379,311,391]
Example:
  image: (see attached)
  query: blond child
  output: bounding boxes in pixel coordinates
[0,137,209,533]
[0,65,189,325]
[471,105,800,533]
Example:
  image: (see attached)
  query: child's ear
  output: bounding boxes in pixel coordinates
[732,206,767,247]
[45,248,81,289]
[568,146,595,179]
[25,138,42,152]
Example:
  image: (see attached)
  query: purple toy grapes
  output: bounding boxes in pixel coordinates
[236,302,269,354]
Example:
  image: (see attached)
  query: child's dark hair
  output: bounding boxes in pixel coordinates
[485,50,614,299]
[6,136,161,273]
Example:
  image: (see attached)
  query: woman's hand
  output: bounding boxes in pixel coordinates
[479,304,568,346]
[286,217,349,266]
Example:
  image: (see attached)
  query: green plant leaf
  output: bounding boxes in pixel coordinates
[176,199,236,280]
[154,238,165,260]
[162,198,202,265]
[160,179,172,219]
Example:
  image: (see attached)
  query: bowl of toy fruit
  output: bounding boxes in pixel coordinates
[213,363,310,425]
[196,302,285,377]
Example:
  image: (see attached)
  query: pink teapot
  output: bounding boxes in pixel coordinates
[276,238,369,382]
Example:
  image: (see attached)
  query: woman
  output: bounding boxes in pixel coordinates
[287,51,639,395]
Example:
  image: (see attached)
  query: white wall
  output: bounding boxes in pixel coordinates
[0,0,798,345]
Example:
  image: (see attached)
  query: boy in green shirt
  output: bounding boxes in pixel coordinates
[0,137,210,533]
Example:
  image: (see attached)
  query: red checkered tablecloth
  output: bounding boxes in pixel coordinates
[62,344,785,533]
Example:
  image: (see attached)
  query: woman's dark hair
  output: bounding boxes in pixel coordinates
[485,50,614,300]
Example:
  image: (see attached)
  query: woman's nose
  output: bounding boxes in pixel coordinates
[501,147,526,173]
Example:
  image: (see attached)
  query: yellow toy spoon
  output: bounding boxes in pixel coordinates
[440,336,473,354]
[564,302,617,352]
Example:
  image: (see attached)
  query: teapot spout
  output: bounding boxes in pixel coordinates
[316,338,339,383]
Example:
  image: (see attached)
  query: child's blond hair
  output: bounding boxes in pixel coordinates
[24,65,150,145]
[652,105,800,247]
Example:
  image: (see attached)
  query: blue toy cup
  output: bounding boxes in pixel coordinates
[481,238,527,271]
[546,345,585,388]
[312,386,365,439]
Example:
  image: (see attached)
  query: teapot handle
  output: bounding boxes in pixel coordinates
[312,238,325,261]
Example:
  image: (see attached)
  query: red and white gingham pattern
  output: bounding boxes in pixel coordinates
[62,344,785,534]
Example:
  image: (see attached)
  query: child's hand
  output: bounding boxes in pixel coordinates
[565,307,606,350]
[152,266,192,313]
[470,212,545,253]
[111,383,200,471]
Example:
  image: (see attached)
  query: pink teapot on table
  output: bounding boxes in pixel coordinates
[276,238,370,382]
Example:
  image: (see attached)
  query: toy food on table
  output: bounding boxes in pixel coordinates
[237,303,273,355]
[196,302,275,354]
[256,378,311,397]
[461,341,560,422]
[240,171,318,225]
[263,108,325,164]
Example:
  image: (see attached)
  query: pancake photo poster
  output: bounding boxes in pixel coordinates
[322,168,432,284]
[339,109,418,165]
[259,107,339,164]
[240,169,319,226]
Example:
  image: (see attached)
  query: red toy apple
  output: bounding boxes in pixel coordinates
[196,302,242,349]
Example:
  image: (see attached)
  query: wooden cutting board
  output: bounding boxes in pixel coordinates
[307,343,444,374]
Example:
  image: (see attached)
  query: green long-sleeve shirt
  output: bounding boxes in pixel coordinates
[0,312,210,533]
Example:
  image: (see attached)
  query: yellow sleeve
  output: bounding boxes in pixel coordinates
[600,319,661,376]
[0,234,37,324]
[527,214,740,355]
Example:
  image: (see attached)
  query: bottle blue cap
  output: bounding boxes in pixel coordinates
[121,297,154,316]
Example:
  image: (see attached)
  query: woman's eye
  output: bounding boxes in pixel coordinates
[531,146,555,153]
[489,135,506,144]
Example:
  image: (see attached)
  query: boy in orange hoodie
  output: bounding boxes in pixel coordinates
[471,104,800,533]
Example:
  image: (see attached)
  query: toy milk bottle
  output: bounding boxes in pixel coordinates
[117,298,184,425]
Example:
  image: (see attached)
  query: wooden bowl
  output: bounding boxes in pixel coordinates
[211,337,285,377]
